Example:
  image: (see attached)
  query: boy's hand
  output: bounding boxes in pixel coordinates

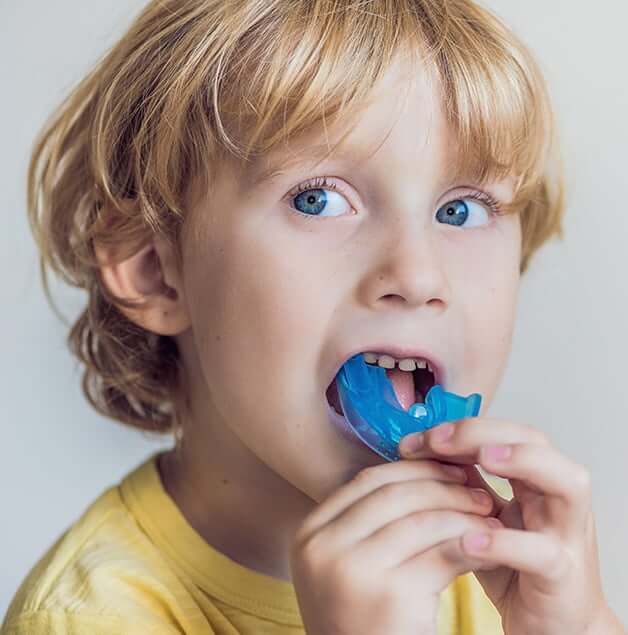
[398,418,621,635]
[289,458,506,635]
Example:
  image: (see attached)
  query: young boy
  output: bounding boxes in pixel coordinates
[3,0,624,633]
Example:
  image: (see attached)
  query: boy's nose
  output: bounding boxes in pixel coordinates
[359,214,450,311]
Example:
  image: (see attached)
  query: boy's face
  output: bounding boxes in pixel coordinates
[178,55,521,502]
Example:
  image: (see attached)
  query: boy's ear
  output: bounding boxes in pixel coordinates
[94,232,191,336]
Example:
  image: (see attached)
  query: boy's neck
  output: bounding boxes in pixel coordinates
[157,433,315,583]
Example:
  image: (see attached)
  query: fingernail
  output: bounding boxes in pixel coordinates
[464,531,491,551]
[401,432,424,455]
[471,488,492,506]
[480,444,512,462]
[485,517,503,529]
[431,422,454,443]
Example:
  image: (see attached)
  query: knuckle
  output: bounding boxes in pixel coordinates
[370,481,417,513]
[572,464,592,497]
[296,532,327,570]
[290,522,315,555]
[352,465,381,487]
[290,528,307,553]
[401,509,437,536]
[524,423,549,445]
[377,480,411,501]
[544,536,569,580]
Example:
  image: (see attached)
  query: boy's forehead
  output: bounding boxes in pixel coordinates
[241,126,463,193]
[241,53,439,189]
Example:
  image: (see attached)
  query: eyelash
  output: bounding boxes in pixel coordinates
[286,176,503,221]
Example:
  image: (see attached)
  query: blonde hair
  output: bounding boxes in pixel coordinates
[27,0,565,438]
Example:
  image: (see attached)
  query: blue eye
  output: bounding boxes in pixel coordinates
[435,198,492,228]
[287,177,501,226]
[288,177,352,219]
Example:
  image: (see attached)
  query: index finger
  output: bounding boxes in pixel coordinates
[295,459,469,544]
[398,417,549,461]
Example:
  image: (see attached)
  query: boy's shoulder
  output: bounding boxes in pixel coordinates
[2,476,185,634]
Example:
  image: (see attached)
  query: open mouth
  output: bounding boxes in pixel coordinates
[325,354,437,418]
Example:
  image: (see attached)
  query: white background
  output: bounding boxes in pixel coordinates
[2,0,627,625]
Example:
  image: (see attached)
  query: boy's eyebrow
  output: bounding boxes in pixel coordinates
[242,140,486,190]
[244,142,370,189]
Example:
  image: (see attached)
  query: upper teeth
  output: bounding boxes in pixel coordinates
[363,352,433,373]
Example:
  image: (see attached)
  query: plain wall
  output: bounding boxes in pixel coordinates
[2,0,627,625]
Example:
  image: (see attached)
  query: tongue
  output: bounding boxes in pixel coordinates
[385,367,415,411]
[326,365,419,418]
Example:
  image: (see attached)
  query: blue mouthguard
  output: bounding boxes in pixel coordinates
[336,353,482,462]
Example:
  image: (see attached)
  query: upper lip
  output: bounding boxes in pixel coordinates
[326,344,445,390]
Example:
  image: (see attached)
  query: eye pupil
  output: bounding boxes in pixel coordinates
[293,187,332,217]
[435,199,471,227]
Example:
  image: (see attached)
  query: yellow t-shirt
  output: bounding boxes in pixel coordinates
[2,452,506,634]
